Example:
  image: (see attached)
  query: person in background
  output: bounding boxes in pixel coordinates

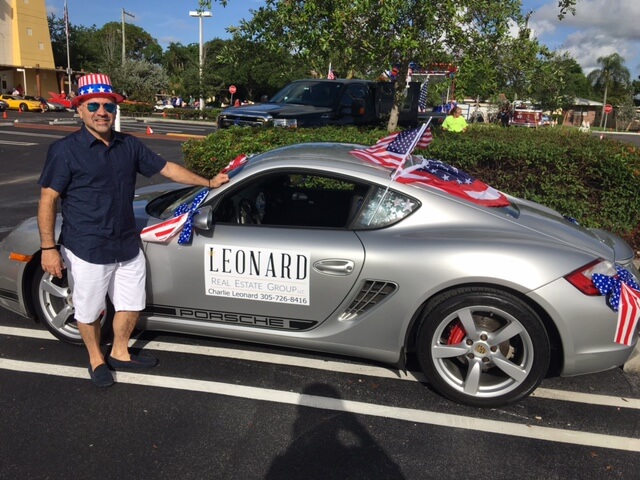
[442,106,468,133]
[38,73,229,388]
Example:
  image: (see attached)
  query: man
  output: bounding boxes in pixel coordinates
[38,74,229,387]
[442,107,468,133]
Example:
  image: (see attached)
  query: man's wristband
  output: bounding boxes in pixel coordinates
[41,246,58,251]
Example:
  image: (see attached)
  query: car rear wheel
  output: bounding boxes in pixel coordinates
[19,103,29,112]
[416,287,550,407]
[31,266,113,345]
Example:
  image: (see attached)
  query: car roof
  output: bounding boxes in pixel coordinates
[247,142,394,180]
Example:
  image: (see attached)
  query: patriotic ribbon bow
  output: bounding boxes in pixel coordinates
[175,189,209,245]
[140,189,209,244]
[592,265,640,311]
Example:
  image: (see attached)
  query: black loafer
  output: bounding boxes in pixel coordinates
[88,364,114,387]
[107,354,158,370]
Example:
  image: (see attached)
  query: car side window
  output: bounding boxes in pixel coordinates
[214,171,371,229]
[352,187,419,229]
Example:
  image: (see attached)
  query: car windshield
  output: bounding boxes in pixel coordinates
[150,187,209,220]
[269,81,343,108]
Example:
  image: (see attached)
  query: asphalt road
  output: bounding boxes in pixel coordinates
[0,120,639,479]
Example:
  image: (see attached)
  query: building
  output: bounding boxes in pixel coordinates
[0,0,63,97]
[562,98,603,128]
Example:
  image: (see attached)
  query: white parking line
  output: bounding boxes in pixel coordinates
[2,325,639,410]
[0,130,64,139]
[0,174,41,186]
[0,357,638,452]
[0,140,37,146]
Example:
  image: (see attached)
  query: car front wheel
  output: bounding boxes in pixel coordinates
[31,265,112,345]
[416,287,550,407]
[19,103,29,112]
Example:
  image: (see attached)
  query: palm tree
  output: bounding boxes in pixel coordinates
[587,53,630,127]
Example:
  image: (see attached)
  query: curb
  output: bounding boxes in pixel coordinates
[623,342,640,374]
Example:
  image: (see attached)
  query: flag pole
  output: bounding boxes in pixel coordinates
[366,119,432,225]
[64,0,71,94]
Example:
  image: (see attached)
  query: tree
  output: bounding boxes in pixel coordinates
[231,0,531,131]
[587,53,631,127]
[531,52,590,113]
[162,42,199,97]
[48,14,102,73]
[108,60,169,102]
[213,36,309,102]
[96,22,163,66]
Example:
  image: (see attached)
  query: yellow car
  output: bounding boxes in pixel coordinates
[0,94,43,112]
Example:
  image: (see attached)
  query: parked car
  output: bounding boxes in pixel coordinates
[0,99,7,112]
[153,102,175,112]
[23,95,67,112]
[0,143,637,407]
[0,94,44,112]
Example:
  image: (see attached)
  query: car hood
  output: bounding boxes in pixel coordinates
[507,195,633,263]
[221,103,333,118]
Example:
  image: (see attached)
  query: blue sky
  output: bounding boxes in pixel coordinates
[47,0,639,79]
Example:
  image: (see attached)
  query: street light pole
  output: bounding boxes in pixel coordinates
[189,10,212,112]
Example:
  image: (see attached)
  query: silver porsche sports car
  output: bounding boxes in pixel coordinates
[0,142,637,407]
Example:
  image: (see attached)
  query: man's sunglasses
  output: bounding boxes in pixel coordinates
[85,102,117,114]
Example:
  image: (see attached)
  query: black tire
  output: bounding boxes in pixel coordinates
[416,287,550,407]
[31,265,113,345]
[19,103,29,112]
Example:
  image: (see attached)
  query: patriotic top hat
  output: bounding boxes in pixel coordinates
[71,73,124,107]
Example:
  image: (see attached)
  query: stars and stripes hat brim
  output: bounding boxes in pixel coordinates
[71,73,124,107]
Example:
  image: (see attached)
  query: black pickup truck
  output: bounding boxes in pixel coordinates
[216,79,442,129]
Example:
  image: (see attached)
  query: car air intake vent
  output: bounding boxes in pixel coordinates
[339,281,397,321]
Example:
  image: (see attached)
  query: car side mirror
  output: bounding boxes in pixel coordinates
[193,205,213,230]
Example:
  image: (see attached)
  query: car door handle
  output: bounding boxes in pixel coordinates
[313,259,355,276]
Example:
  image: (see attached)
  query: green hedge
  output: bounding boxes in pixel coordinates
[183,125,640,250]
[119,103,154,116]
[158,107,221,121]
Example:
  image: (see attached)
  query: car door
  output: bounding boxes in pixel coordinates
[143,171,367,330]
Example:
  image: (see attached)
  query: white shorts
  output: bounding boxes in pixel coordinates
[61,247,147,324]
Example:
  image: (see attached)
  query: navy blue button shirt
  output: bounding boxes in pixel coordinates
[39,126,167,264]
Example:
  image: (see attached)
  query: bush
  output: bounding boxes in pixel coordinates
[119,102,153,116]
[183,125,640,250]
[159,107,221,122]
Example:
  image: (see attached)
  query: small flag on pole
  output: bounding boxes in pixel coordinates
[327,63,335,80]
[64,0,70,38]
[349,126,432,169]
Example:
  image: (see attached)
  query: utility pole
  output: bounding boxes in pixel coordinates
[122,8,135,65]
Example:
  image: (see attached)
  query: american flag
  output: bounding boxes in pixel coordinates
[418,80,429,112]
[592,266,640,346]
[394,159,510,207]
[140,189,209,244]
[350,126,432,168]
[616,283,640,345]
[221,154,249,176]
[140,213,189,243]
[64,0,69,38]
[327,63,335,80]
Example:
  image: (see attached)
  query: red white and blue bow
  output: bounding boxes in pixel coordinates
[592,265,640,345]
[140,189,209,244]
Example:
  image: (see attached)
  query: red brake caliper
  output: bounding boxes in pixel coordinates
[447,321,466,345]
